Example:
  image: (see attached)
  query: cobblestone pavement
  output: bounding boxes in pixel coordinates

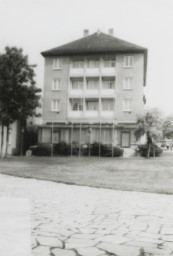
[0,174,173,256]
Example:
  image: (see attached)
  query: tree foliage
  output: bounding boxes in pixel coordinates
[0,46,41,156]
[135,109,162,141]
[162,120,173,139]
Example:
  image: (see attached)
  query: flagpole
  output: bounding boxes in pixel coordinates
[79,122,81,157]
[99,121,101,157]
[112,122,114,157]
[51,121,53,157]
[71,122,73,157]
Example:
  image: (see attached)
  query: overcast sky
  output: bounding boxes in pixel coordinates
[0,0,173,115]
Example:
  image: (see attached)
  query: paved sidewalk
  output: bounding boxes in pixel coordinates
[0,197,31,256]
[0,174,173,256]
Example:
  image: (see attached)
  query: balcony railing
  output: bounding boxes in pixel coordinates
[69,68,84,76]
[68,111,83,117]
[100,89,115,96]
[68,110,115,118]
[69,67,116,77]
[85,110,99,117]
[85,68,100,76]
[101,67,116,76]
[69,89,83,97]
[100,111,114,117]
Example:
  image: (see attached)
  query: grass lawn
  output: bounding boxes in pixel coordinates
[0,151,173,194]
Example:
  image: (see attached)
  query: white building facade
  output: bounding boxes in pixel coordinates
[39,30,147,148]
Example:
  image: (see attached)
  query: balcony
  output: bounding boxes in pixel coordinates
[69,111,83,118]
[101,67,116,76]
[85,68,100,76]
[85,111,99,117]
[70,68,84,77]
[85,89,99,97]
[69,67,116,77]
[69,89,83,97]
[101,89,115,97]
[100,111,114,117]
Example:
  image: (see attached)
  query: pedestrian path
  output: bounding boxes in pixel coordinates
[0,174,173,256]
[0,197,31,256]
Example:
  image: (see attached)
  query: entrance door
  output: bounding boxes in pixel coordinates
[121,132,130,148]
[52,131,60,143]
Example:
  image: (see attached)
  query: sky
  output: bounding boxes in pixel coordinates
[0,0,173,115]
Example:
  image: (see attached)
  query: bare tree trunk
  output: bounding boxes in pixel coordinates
[153,145,155,158]
[5,125,9,158]
[147,143,151,158]
[1,125,4,157]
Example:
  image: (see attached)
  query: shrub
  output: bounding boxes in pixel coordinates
[81,144,90,156]
[30,141,123,157]
[138,143,162,157]
[30,143,52,156]
[103,145,123,157]
[90,142,100,156]
[101,144,123,157]
[54,141,70,156]
[89,142,123,157]
[71,141,79,155]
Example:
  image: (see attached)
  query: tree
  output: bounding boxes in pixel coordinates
[134,109,162,157]
[0,47,41,157]
[162,120,173,139]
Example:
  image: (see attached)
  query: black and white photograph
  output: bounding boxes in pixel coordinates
[0,0,173,255]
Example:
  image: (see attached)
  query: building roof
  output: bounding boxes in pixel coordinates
[41,32,148,86]
[41,32,147,56]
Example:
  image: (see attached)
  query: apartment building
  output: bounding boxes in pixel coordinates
[39,30,147,148]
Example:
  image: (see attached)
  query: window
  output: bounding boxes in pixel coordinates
[53,58,60,69]
[124,56,134,68]
[102,78,115,89]
[103,59,116,67]
[102,99,114,111]
[86,100,99,111]
[87,60,99,68]
[123,77,132,89]
[123,99,132,112]
[73,60,84,68]
[87,78,99,89]
[71,78,83,90]
[52,99,60,112]
[71,98,83,111]
[52,79,61,90]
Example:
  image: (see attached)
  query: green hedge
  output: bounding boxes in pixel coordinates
[137,143,162,157]
[30,141,123,157]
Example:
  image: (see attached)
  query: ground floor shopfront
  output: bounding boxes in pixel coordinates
[38,123,137,148]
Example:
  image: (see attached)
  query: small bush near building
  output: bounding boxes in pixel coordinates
[137,143,162,157]
[54,141,70,156]
[29,143,52,156]
[88,142,123,157]
[30,141,123,157]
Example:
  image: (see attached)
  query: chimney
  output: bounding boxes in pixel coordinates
[83,29,89,37]
[97,29,101,35]
[108,28,114,36]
